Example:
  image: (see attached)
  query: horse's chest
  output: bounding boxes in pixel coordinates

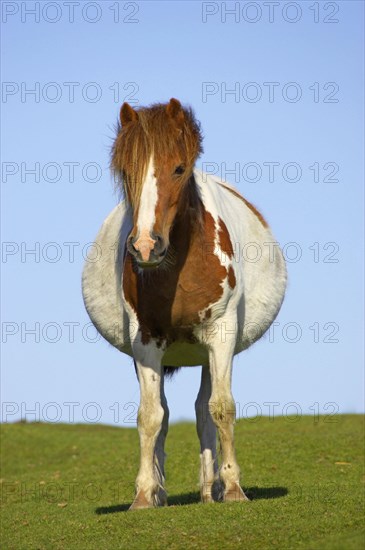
[122,249,229,345]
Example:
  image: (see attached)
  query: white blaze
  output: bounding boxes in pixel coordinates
[134,157,158,262]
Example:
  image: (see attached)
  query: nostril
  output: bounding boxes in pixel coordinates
[151,233,167,257]
[153,234,162,244]
[151,233,162,247]
[156,237,163,249]
[127,235,137,253]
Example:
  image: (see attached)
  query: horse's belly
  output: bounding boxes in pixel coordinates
[162,341,208,367]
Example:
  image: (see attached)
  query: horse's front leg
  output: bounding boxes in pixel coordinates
[130,342,166,510]
[208,314,249,502]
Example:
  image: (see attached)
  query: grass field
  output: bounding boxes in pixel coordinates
[1,415,364,549]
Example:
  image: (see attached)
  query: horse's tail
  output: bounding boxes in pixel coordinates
[163,366,181,378]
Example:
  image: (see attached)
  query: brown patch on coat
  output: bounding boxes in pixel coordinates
[122,198,227,346]
[218,183,268,228]
[227,266,236,289]
[218,217,234,259]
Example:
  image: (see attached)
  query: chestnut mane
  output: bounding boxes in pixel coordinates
[111,101,203,206]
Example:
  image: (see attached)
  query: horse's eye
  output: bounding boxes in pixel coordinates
[174,165,185,175]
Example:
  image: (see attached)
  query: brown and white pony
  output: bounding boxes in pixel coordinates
[82,99,287,509]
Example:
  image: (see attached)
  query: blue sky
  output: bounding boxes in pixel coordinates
[1,1,364,426]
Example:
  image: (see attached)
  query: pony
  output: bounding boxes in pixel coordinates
[82,98,287,509]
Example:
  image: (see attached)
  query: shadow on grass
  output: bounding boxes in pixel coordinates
[95,486,287,514]
[95,503,130,514]
[245,486,288,500]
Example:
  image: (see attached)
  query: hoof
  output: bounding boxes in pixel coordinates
[201,479,224,503]
[129,488,168,510]
[224,483,250,502]
[201,492,214,504]
[200,482,214,503]
[129,489,153,510]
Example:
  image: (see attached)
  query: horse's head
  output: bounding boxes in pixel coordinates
[112,98,203,268]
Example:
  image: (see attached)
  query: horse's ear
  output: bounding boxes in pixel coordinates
[120,102,138,126]
[166,98,184,125]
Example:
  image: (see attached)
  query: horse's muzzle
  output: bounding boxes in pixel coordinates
[127,232,167,268]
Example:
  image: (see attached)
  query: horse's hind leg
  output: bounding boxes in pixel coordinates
[195,365,219,502]
[154,375,169,506]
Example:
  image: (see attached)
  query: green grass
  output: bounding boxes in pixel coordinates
[1,415,364,549]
